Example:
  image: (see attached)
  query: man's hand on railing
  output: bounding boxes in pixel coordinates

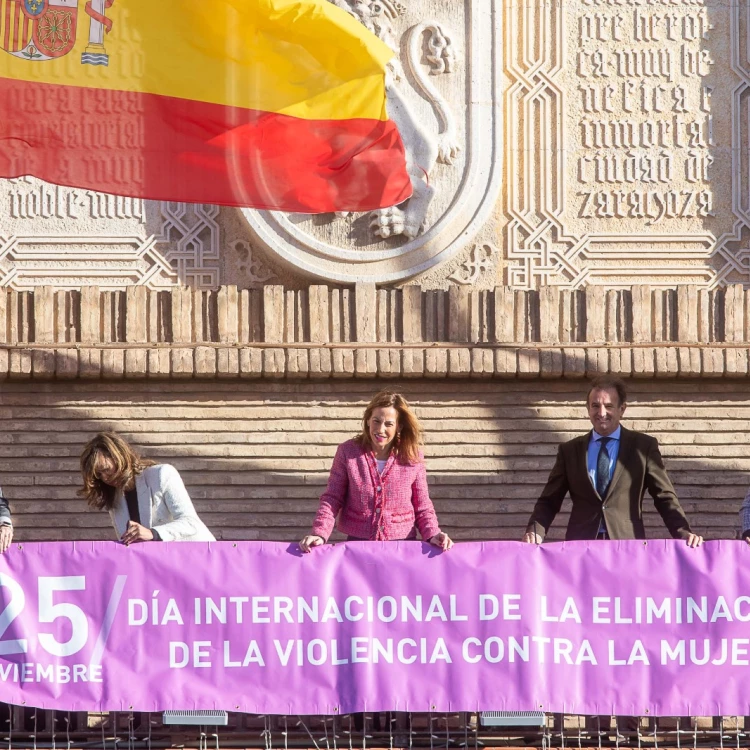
[299,535,325,553]
[521,532,705,546]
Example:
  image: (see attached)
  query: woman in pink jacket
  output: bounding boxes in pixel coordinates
[299,390,453,552]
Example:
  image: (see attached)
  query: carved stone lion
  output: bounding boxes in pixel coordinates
[329,0,460,239]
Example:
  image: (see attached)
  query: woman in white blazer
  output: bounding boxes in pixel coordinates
[79,433,215,543]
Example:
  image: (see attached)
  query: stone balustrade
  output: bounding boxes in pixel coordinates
[0,283,748,379]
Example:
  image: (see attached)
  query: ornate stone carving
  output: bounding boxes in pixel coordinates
[502,0,747,289]
[448,243,496,285]
[231,240,276,285]
[0,177,172,288]
[16,0,750,291]
[157,202,221,288]
[242,0,501,284]
[370,19,460,240]
[0,177,222,289]
[337,2,461,241]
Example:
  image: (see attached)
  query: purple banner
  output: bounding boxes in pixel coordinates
[0,540,747,715]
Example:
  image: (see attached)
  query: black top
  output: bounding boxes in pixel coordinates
[124,488,161,541]
[124,489,140,525]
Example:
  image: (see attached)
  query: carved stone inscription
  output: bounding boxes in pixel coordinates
[5,83,146,191]
[7,179,146,224]
[572,1,722,231]
[503,0,742,288]
[0,177,224,289]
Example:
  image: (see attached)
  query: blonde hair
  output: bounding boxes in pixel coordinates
[355,390,423,464]
[78,432,155,510]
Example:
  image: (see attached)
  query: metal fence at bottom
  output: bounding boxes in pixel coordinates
[0,709,745,748]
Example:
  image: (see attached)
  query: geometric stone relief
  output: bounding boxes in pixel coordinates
[10,0,750,292]
[502,0,745,289]
[241,0,502,284]
[0,177,222,289]
[157,202,221,288]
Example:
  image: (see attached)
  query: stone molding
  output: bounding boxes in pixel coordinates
[0,283,749,378]
[0,343,747,380]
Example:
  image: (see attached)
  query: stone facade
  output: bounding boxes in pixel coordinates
[0,283,745,544]
[504,0,732,288]
[0,0,499,289]
[0,0,742,290]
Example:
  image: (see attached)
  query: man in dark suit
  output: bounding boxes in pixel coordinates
[523,376,702,546]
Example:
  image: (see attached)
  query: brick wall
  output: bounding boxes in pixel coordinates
[0,379,742,544]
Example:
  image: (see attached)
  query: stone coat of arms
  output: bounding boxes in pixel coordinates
[242,0,501,285]
[1,0,113,65]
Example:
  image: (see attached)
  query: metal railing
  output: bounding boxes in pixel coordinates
[0,709,747,749]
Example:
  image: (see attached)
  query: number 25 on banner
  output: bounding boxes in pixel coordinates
[0,574,93,658]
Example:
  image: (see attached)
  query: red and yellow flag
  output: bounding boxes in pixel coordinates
[0,0,411,212]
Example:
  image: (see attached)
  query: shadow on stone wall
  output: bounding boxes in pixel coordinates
[0,350,744,545]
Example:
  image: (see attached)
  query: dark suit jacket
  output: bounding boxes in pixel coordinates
[525,427,693,541]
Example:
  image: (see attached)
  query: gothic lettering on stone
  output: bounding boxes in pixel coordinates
[0,176,222,289]
[578,189,713,220]
[7,178,145,223]
[573,1,719,231]
[503,0,739,288]
[6,85,146,188]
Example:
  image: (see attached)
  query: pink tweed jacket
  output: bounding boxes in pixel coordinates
[311,439,442,542]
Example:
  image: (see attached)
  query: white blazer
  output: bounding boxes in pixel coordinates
[109,464,215,542]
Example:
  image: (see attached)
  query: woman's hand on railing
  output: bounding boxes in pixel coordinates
[121,521,155,545]
[428,532,453,551]
[0,525,13,553]
[299,535,325,553]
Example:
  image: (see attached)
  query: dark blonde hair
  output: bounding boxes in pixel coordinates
[78,432,155,510]
[355,390,423,464]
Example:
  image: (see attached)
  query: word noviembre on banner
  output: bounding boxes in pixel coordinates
[0,540,747,715]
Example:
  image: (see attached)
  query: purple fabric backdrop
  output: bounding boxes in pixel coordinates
[0,539,746,714]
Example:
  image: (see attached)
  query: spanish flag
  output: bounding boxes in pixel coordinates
[0,0,411,212]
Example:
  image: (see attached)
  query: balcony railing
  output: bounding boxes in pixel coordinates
[0,709,748,748]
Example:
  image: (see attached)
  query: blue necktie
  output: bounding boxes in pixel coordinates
[596,437,612,498]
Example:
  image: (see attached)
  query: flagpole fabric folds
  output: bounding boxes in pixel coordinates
[0,0,412,212]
